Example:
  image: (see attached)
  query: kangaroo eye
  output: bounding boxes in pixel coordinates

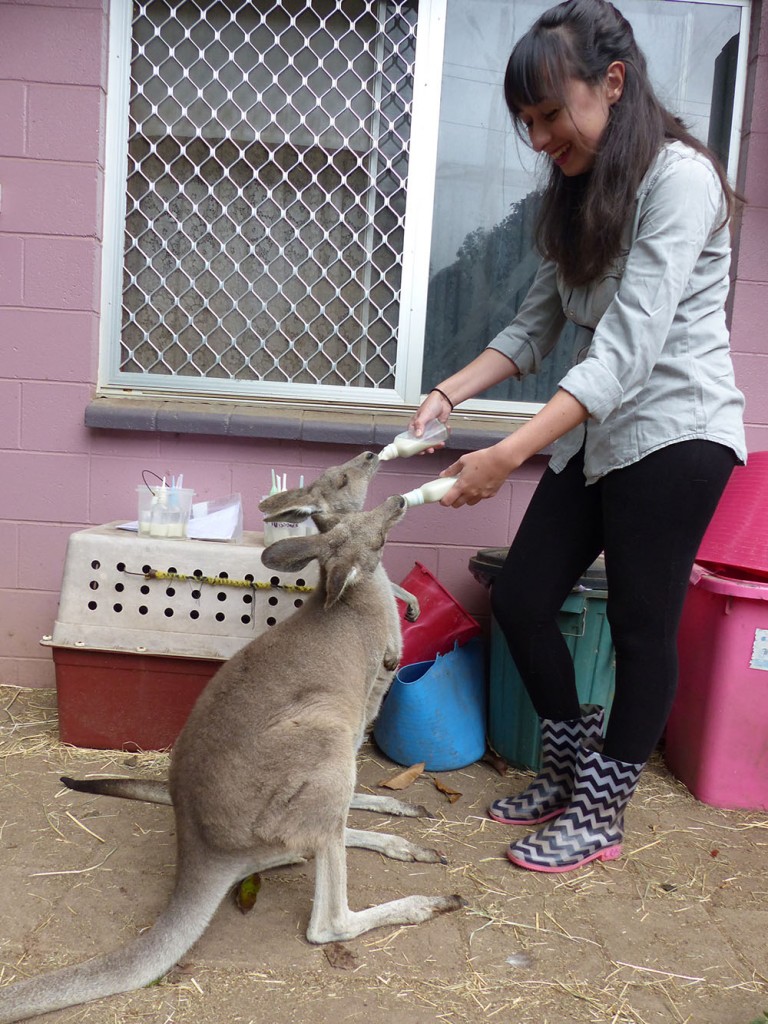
[364,452,375,462]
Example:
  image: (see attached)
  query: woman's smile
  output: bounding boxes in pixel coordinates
[518,67,624,176]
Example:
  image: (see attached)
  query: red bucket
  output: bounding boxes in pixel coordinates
[696,451,768,582]
[396,562,481,666]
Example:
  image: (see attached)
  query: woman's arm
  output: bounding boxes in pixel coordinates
[438,388,589,506]
[411,349,521,433]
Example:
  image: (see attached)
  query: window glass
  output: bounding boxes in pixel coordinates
[421,0,743,404]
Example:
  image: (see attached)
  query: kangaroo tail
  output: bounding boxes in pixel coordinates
[61,776,172,806]
[0,854,239,1024]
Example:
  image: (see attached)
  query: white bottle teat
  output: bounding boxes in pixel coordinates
[401,476,458,507]
[378,419,449,461]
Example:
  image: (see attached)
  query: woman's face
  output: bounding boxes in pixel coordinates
[517,65,624,176]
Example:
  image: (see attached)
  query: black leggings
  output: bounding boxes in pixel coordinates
[490,440,737,763]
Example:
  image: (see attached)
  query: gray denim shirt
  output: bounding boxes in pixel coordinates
[487,141,746,484]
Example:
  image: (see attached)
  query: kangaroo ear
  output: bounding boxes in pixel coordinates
[260,534,325,572]
[259,489,317,523]
[324,564,359,609]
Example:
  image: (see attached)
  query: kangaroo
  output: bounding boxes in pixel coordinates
[0,489,463,1024]
[60,452,427,820]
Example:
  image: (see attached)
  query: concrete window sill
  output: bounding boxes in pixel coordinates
[85,396,530,452]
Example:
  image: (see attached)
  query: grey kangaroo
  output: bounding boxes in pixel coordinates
[0,456,462,1024]
[59,451,426,819]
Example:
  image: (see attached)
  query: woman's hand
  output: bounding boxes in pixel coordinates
[439,444,521,507]
[435,389,590,508]
[409,391,451,437]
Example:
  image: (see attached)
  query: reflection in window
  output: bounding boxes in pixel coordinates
[422,0,743,405]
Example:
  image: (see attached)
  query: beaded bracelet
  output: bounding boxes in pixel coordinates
[430,386,454,411]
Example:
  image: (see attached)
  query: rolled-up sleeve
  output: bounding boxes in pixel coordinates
[486,258,566,376]
[558,155,725,422]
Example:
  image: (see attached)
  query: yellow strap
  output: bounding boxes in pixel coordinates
[143,569,314,593]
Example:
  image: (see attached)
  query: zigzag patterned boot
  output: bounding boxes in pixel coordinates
[506,747,644,873]
[488,705,605,826]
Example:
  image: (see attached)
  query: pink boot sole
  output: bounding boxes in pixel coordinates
[506,842,623,873]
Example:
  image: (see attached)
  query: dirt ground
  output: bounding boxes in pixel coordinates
[0,684,766,1024]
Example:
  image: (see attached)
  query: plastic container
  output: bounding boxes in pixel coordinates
[696,451,768,581]
[396,561,481,666]
[402,476,458,507]
[378,419,449,461]
[43,523,318,750]
[665,564,768,810]
[469,548,614,770]
[137,485,195,538]
[373,638,486,771]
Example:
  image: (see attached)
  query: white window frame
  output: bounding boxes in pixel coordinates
[98,0,751,418]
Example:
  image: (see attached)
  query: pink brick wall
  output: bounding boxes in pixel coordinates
[1,0,767,688]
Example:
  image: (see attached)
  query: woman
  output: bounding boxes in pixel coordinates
[411,0,746,872]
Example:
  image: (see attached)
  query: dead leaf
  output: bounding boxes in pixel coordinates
[432,777,462,803]
[324,942,359,970]
[482,748,508,776]
[234,872,262,913]
[378,762,425,790]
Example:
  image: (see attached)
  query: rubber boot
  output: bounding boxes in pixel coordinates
[488,705,604,826]
[506,747,644,873]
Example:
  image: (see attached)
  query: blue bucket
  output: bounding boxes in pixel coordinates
[373,638,487,771]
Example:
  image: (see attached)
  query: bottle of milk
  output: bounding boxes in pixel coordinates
[401,476,459,507]
[378,419,449,461]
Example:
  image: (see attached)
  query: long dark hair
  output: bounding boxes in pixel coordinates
[504,0,736,286]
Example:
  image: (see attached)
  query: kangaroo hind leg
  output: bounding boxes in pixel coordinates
[306,830,463,944]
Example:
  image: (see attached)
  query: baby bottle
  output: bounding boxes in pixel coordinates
[401,476,459,507]
[378,419,449,461]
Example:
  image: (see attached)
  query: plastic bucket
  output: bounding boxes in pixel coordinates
[397,562,481,667]
[373,638,486,771]
[696,451,768,581]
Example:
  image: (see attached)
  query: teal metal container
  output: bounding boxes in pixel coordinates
[470,549,615,771]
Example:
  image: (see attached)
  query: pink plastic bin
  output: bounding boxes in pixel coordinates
[666,564,768,811]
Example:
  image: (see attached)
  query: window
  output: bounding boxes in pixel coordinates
[100,0,750,416]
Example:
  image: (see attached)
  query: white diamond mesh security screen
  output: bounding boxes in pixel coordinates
[122,0,417,392]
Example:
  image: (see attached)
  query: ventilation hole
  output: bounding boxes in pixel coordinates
[113,604,123,613]
[217,592,227,602]
[89,581,99,590]
[166,587,176,597]
[245,574,254,582]
[241,615,251,624]
[190,609,199,619]
[139,606,148,615]
[294,599,304,608]
[115,583,125,593]
[164,608,174,618]
[140,585,150,595]
[88,600,97,610]
[243,593,253,604]
[268,595,278,607]
[266,616,277,627]
[142,564,152,573]
[218,570,229,578]
[191,589,201,600]
[296,578,306,587]
[269,575,280,587]
[215,612,225,622]
[167,566,177,574]
[193,569,203,577]
[116,562,126,572]
[90,560,100,570]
